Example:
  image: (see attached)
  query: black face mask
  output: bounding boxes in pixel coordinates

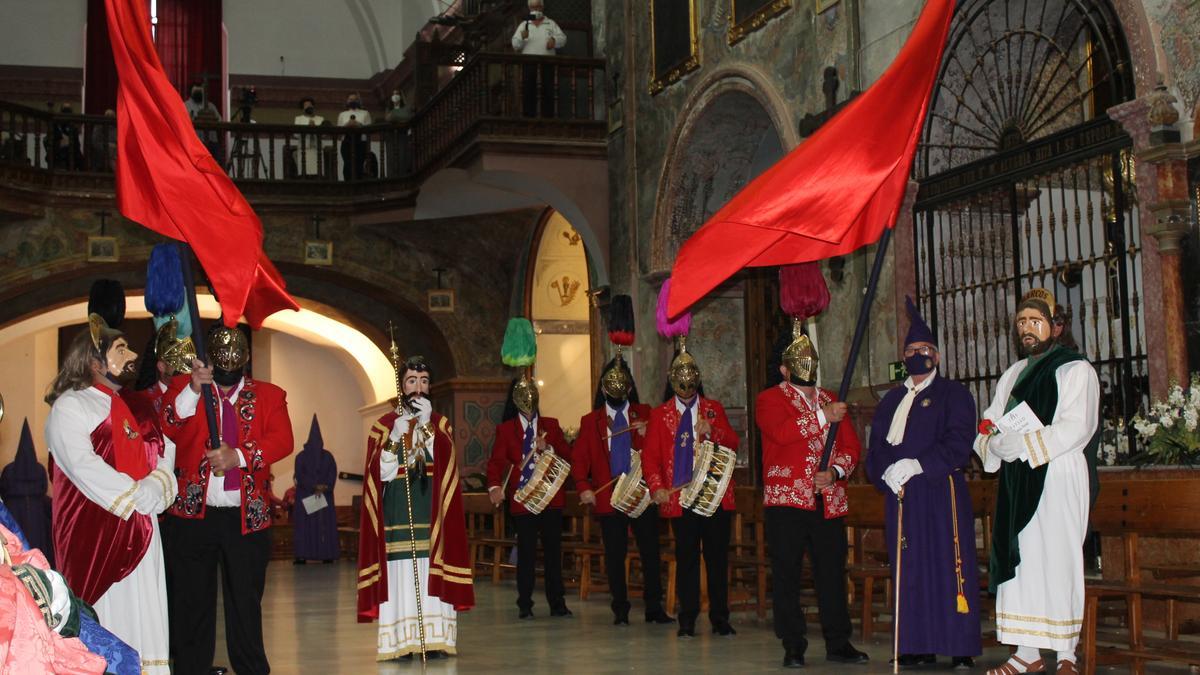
[213,366,243,388]
[788,372,816,387]
[348,101,360,109]
[191,91,204,103]
[604,394,626,409]
[904,352,936,376]
[304,106,314,115]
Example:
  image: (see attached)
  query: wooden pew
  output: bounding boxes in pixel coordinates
[1081,477,1200,674]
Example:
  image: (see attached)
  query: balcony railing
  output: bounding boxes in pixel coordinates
[0,53,605,190]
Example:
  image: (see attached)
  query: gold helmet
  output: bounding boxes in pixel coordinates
[156,317,196,375]
[513,376,539,416]
[207,325,249,371]
[668,335,701,399]
[782,317,818,382]
[601,348,633,401]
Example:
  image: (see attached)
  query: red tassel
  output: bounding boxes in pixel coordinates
[779,263,829,320]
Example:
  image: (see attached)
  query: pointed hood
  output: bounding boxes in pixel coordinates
[0,419,49,497]
[303,414,324,454]
[904,295,936,346]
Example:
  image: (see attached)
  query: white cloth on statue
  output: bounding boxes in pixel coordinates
[45,387,175,674]
[973,357,1099,651]
[377,557,458,659]
[885,372,936,445]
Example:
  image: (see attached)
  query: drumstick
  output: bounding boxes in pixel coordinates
[602,422,645,441]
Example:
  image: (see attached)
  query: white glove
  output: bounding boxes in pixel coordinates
[130,478,165,516]
[411,396,433,426]
[989,432,1027,462]
[882,458,923,495]
[389,415,409,443]
[45,569,72,633]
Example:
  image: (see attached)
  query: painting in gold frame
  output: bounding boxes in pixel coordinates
[815,0,840,14]
[86,236,119,262]
[648,0,700,96]
[728,0,793,46]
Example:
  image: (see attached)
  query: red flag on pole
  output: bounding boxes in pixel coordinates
[666,0,955,318]
[105,0,298,329]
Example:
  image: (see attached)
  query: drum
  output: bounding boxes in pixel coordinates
[610,454,652,518]
[678,440,737,517]
[513,450,571,515]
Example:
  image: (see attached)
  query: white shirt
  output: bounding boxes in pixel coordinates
[172,380,249,507]
[511,17,567,55]
[337,108,373,127]
[293,113,324,127]
[45,387,177,518]
[786,382,829,428]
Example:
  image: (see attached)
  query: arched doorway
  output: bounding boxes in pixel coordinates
[913,0,1140,464]
[526,209,593,433]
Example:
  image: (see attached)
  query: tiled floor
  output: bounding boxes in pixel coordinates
[205,560,1153,673]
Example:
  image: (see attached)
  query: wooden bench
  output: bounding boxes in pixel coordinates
[1081,477,1200,674]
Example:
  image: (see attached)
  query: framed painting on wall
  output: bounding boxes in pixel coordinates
[728,0,793,46]
[648,0,700,95]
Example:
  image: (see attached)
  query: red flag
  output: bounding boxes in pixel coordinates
[667,0,955,318]
[105,0,298,329]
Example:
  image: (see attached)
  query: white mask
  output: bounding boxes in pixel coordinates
[391,94,401,103]
[530,10,544,19]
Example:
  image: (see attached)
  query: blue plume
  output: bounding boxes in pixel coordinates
[145,243,189,335]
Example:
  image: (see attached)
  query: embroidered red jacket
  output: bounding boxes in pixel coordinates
[642,397,738,518]
[160,375,294,534]
[755,382,860,518]
[486,415,571,515]
[571,403,652,516]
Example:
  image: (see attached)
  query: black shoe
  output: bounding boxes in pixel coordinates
[712,621,737,636]
[892,654,938,668]
[645,610,676,624]
[826,643,870,664]
[783,648,805,668]
[427,650,449,659]
[613,612,630,625]
[951,656,975,669]
[518,608,534,619]
[677,624,696,638]
[550,606,573,617]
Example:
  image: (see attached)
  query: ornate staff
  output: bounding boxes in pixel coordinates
[893,487,905,675]
[388,322,427,664]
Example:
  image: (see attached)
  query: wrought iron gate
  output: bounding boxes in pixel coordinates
[913,0,1142,464]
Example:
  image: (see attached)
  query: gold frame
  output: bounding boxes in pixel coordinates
[86,236,119,262]
[815,0,840,13]
[648,0,701,96]
[303,239,333,266]
[427,289,456,313]
[728,0,793,46]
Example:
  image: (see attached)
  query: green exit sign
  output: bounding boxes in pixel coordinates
[888,361,908,382]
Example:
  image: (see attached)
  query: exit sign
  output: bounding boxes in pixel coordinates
[888,361,908,382]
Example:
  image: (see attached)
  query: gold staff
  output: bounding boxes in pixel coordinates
[893,488,905,675]
[388,322,427,665]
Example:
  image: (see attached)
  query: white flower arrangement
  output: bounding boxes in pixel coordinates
[1131,376,1200,466]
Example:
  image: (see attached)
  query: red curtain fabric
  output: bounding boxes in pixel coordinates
[105,0,297,328]
[666,0,957,318]
[154,0,223,115]
[84,0,121,114]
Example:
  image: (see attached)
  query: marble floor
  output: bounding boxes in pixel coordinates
[206,561,1158,674]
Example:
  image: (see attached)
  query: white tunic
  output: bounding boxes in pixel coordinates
[376,416,457,660]
[45,387,177,674]
[973,358,1099,651]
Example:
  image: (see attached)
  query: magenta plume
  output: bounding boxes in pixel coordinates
[656,278,692,338]
[779,263,829,320]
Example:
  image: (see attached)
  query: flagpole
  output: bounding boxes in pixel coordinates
[178,242,222,450]
[818,226,893,471]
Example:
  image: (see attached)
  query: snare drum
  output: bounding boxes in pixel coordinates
[513,450,571,515]
[610,454,652,518]
[678,440,737,517]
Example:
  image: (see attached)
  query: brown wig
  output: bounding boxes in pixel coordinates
[45,330,105,405]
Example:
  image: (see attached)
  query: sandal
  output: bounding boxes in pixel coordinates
[986,655,1045,675]
[1055,660,1078,675]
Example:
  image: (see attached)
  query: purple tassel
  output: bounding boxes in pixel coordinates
[656,278,692,338]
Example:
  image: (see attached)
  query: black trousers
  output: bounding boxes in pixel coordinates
[671,508,731,627]
[165,508,272,675]
[765,505,852,654]
[514,509,566,612]
[599,506,664,616]
[521,63,557,118]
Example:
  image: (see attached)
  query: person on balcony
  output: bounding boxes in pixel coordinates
[385,89,413,176]
[292,97,325,178]
[512,0,566,118]
[337,93,373,181]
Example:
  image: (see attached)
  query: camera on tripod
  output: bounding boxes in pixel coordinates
[236,86,257,123]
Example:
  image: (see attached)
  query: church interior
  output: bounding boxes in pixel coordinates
[1,0,1200,673]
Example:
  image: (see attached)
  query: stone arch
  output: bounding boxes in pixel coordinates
[1108,0,1159,97]
[650,63,797,274]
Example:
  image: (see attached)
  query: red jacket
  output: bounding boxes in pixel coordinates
[755,382,860,518]
[571,403,652,515]
[160,374,294,534]
[486,415,570,515]
[642,397,738,518]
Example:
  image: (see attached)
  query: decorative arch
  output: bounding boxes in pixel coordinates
[651,63,796,274]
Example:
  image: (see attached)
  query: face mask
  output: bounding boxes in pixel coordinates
[530,10,544,19]
[103,339,138,384]
[348,100,360,109]
[670,363,700,400]
[191,91,203,103]
[601,364,632,402]
[304,106,314,115]
[513,378,539,417]
[788,372,816,388]
[391,94,401,104]
[213,366,243,388]
[903,347,937,376]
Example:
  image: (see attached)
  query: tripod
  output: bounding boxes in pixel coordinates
[225,105,268,178]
